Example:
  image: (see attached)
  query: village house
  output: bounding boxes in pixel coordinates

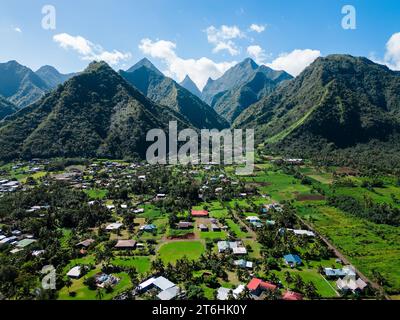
[247,278,277,297]
[105,222,123,231]
[217,241,247,255]
[176,222,193,229]
[217,285,245,300]
[76,239,95,249]
[114,240,137,250]
[324,265,356,278]
[198,224,208,232]
[16,238,37,249]
[283,254,302,267]
[336,275,368,293]
[234,259,253,269]
[137,276,180,300]
[67,266,83,279]
[282,291,303,300]
[191,209,209,217]
[96,273,120,288]
[140,224,157,232]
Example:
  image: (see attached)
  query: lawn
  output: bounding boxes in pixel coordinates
[226,219,248,238]
[84,189,108,200]
[111,256,151,274]
[296,202,400,294]
[58,270,131,300]
[243,170,312,201]
[200,231,228,240]
[158,241,205,264]
[273,268,338,298]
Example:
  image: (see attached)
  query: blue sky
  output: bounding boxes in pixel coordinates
[1,0,399,89]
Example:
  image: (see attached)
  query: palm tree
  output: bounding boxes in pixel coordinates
[96,288,104,300]
[284,271,293,285]
[65,278,73,294]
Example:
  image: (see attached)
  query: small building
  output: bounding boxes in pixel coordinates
[106,223,123,231]
[234,259,253,269]
[287,229,316,237]
[76,239,95,248]
[217,284,245,300]
[140,224,157,232]
[217,241,230,253]
[198,224,208,232]
[16,239,37,249]
[191,210,209,217]
[137,276,178,300]
[283,254,302,267]
[115,240,137,250]
[247,278,277,296]
[67,266,82,279]
[157,286,180,301]
[336,275,367,293]
[211,224,221,231]
[232,247,247,255]
[177,222,194,229]
[282,291,303,300]
[324,266,356,278]
[246,216,261,223]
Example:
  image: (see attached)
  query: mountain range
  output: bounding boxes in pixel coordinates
[0,95,17,121]
[35,65,77,88]
[120,59,228,130]
[0,54,399,170]
[201,58,292,123]
[0,60,50,109]
[234,54,400,168]
[0,62,192,161]
[0,61,77,110]
[180,75,202,98]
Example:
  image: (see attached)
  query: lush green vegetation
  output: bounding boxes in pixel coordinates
[158,241,205,264]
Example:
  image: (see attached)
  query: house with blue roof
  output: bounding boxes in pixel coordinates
[140,224,157,232]
[283,254,302,267]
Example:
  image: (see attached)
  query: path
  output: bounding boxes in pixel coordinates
[232,211,257,240]
[299,217,390,300]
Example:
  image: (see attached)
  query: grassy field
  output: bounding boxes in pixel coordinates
[200,231,228,240]
[158,241,205,264]
[58,270,131,300]
[273,267,338,298]
[111,256,151,274]
[84,189,108,199]
[226,219,248,238]
[296,202,400,294]
[243,170,312,201]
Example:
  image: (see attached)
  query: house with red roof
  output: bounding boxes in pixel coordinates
[247,278,277,296]
[191,209,209,217]
[282,291,303,300]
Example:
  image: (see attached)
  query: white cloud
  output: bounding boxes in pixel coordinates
[139,38,236,90]
[205,25,244,56]
[14,27,22,33]
[384,32,400,70]
[213,41,239,56]
[249,24,266,33]
[266,49,321,76]
[247,45,269,64]
[53,33,131,66]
